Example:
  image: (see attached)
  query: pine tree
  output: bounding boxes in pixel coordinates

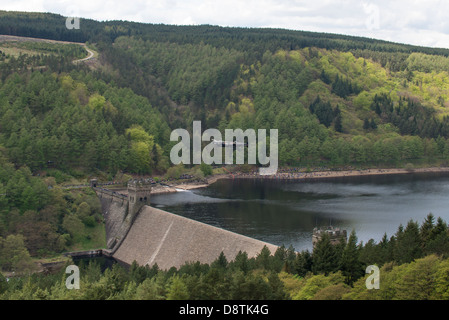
[211,251,228,270]
[340,230,363,285]
[420,213,435,247]
[334,113,343,133]
[293,250,313,277]
[394,220,423,264]
[232,251,250,274]
[255,246,273,271]
[312,233,339,275]
[273,245,287,272]
[379,233,393,264]
[320,69,331,84]
[363,118,371,130]
[425,217,449,257]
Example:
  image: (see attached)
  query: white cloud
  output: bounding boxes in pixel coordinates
[1,0,449,48]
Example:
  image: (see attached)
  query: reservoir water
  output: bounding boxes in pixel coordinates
[150,172,449,252]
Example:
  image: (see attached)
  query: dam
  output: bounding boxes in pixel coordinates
[91,179,279,270]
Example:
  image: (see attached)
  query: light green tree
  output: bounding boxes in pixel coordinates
[0,234,36,273]
[166,275,189,300]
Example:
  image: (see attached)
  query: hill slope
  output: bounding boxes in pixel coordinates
[2,11,449,259]
[2,11,449,171]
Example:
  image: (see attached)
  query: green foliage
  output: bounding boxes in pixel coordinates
[0,234,35,273]
[135,277,165,300]
[345,254,449,300]
[309,96,335,128]
[406,52,449,73]
[0,246,291,300]
[311,233,339,275]
[332,74,360,98]
[1,215,449,300]
[165,164,186,180]
[87,93,106,111]
[292,272,346,300]
[393,220,423,264]
[340,230,363,285]
[0,145,105,256]
[3,15,449,173]
[62,214,85,243]
[199,163,213,177]
[166,275,189,300]
[3,11,449,301]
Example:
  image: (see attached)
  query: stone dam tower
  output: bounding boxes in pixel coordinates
[312,226,347,249]
[91,178,152,253]
[127,179,152,219]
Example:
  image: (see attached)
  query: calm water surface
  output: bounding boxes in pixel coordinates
[150,172,449,252]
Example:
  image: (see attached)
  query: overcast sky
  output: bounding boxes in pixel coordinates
[2,0,449,49]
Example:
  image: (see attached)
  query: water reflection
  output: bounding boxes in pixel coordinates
[151,172,449,252]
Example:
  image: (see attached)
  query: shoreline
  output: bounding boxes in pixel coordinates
[150,174,227,195]
[150,166,449,195]
[234,166,449,180]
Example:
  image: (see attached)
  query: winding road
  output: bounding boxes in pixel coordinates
[73,44,96,63]
[0,34,97,64]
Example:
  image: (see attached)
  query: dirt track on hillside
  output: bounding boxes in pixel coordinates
[0,34,97,63]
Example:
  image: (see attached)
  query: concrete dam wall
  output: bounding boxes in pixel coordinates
[112,205,279,270]
[93,179,279,270]
[96,189,129,250]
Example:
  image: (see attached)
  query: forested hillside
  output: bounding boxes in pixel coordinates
[91,35,449,167]
[2,10,449,277]
[2,214,449,300]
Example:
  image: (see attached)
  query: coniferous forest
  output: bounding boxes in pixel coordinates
[2,214,449,300]
[2,10,449,301]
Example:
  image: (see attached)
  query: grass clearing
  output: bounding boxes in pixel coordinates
[0,43,45,58]
[67,222,107,252]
